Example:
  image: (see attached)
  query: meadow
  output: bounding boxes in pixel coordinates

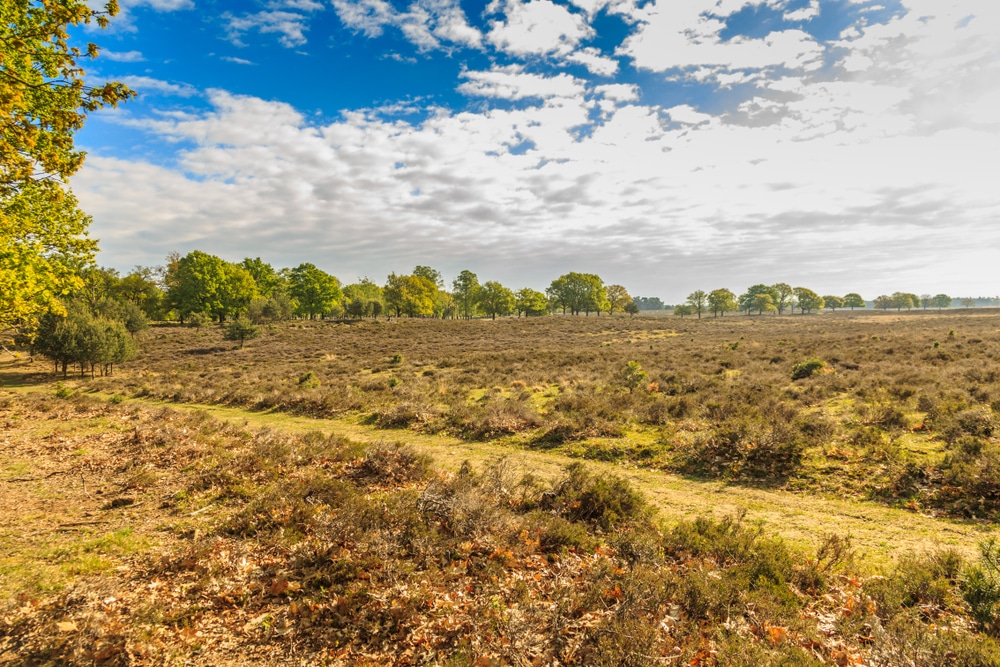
[3,308,1000,665]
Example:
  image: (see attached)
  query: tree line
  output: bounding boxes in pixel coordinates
[672,284,967,318]
[69,251,645,325]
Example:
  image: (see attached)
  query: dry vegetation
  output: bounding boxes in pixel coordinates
[5,310,1000,665]
[70,310,1000,518]
[3,391,1000,666]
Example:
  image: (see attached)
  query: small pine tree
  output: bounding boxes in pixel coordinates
[224,316,261,349]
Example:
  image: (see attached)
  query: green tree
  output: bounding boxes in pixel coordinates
[843,293,866,310]
[1,1,132,345]
[686,290,708,319]
[874,295,893,310]
[167,251,257,323]
[793,287,824,314]
[241,257,282,297]
[477,281,515,320]
[384,273,436,318]
[933,294,952,309]
[673,304,694,317]
[772,283,794,315]
[288,263,341,319]
[624,302,640,317]
[546,272,606,316]
[822,295,844,311]
[452,270,481,319]
[224,316,261,349]
[515,288,548,317]
[739,284,779,315]
[962,297,977,308]
[605,284,632,315]
[752,293,777,315]
[708,288,737,317]
[891,292,915,311]
[342,279,384,319]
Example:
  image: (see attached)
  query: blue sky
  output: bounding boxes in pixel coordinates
[71,0,1000,300]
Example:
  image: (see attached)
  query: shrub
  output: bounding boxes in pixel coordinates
[547,463,647,531]
[791,358,825,380]
[223,316,261,349]
[964,538,1000,634]
[298,371,321,388]
[187,311,211,328]
[621,360,648,393]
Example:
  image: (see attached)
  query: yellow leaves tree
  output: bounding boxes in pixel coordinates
[1,0,133,345]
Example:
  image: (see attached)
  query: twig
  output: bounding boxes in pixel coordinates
[5,470,70,483]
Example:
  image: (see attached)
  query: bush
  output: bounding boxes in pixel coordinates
[223,316,261,349]
[791,358,826,380]
[547,463,647,531]
[964,538,1000,634]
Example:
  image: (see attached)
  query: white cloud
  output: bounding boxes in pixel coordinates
[115,75,198,97]
[783,0,820,22]
[331,0,482,50]
[224,10,315,48]
[100,49,145,63]
[593,83,639,102]
[617,1,824,74]
[222,56,256,65]
[565,47,619,76]
[458,66,587,100]
[486,0,593,57]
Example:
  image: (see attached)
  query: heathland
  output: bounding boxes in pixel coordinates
[3,309,1000,665]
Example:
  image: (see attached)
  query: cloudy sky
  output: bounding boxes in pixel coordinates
[73,0,999,301]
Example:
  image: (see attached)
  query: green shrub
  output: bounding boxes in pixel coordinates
[548,463,647,531]
[223,316,261,349]
[298,371,321,388]
[964,538,1000,634]
[791,358,825,380]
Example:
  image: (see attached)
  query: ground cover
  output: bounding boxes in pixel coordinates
[3,390,1000,666]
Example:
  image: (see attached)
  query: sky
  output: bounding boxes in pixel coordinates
[70,0,1000,301]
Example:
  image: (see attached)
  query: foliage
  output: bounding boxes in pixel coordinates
[384,272,437,318]
[34,301,136,376]
[964,538,1000,634]
[240,257,282,297]
[633,296,665,310]
[0,0,132,343]
[515,287,548,317]
[167,251,258,323]
[791,358,826,380]
[822,295,844,311]
[843,293,866,309]
[223,316,261,349]
[708,288,737,317]
[477,281,515,320]
[546,272,606,315]
[771,282,794,314]
[686,290,707,319]
[933,293,953,309]
[342,279,384,319]
[288,263,341,319]
[621,360,648,393]
[452,270,481,319]
[793,287,824,313]
[604,284,632,315]
[739,284,779,314]
[672,304,693,317]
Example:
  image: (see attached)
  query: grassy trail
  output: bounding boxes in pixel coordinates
[2,365,995,566]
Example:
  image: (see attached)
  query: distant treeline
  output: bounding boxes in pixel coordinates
[29,251,997,334]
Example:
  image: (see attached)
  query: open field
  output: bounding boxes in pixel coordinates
[3,310,1000,664]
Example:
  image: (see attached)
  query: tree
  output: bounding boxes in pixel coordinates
[515,288,548,317]
[546,273,606,316]
[167,251,257,323]
[452,270,481,319]
[412,266,444,289]
[962,297,977,308]
[224,316,261,349]
[708,289,737,317]
[933,294,952,309]
[874,295,893,310]
[793,287,824,314]
[477,281,515,320]
[772,283,794,315]
[34,301,136,377]
[843,293,866,310]
[673,305,694,317]
[752,293,778,315]
[241,257,282,297]
[822,295,844,311]
[384,273,436,317]
[342,279,384,319]
[288,263,341,319]
[739,285,779,315]
[686,290,708,319]
[633,296,665,310]
[624,302,640,317]
[605,285,632,316]
[1,1,132,345]
[891,292,915,311]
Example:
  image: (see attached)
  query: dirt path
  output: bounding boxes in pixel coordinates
[2,366,994,566]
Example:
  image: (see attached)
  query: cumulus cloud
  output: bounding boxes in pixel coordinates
[331,0,482,50]
[458,66,586,100]
[486,0,593,57]
[74,0,1000,297]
